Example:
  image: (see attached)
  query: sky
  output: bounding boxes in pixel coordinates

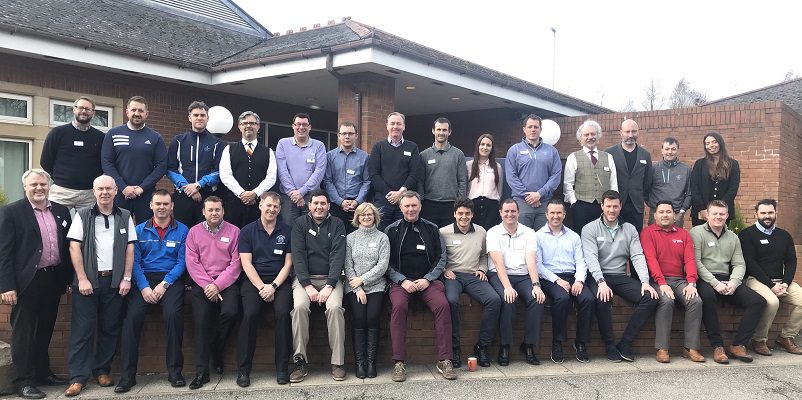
[235,0,802,111]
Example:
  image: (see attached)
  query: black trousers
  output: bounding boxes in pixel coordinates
[444,272,501,348]
[10,268,63,388]
[222,193,260,229]
[471,197,500,231]
[330,202,357,234]
[119,273,184,382]
[586,274,657,346]
[570,200,602,233]
[115,189,154,224]
[236,277,292,374]
[376,197,404,232]
[697,274,767,347]
[619,199,644,234]
[173,190,214,228]
[346,291,385,331]
[420,200,455,228]
[540,273,595,345]
[488,272,544,346]
[191,281,240,374]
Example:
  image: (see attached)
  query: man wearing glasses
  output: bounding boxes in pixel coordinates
[40,96,106,211]
[323,122,370,234]
[275,113,327,226]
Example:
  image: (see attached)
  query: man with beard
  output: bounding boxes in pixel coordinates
[418,117,468,228]
[647,137,692,227]
[739,199,802,356]
[606,119,652,233]
[101,96,167,223]
[40,97,105,211]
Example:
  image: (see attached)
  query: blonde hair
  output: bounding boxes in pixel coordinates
[351,202,381,228]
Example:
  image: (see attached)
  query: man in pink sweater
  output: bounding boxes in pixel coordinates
[640,201,704,363]
[184,196,242,389]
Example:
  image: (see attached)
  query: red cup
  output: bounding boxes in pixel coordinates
[467,357,477,372]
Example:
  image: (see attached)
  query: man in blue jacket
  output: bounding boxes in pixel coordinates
[115,189,189,393]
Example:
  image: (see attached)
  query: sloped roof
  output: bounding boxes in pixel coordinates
[705,78,802,116]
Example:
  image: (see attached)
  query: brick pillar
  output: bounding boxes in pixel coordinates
[337,72,395,153]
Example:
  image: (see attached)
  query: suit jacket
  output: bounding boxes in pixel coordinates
[0,198,73,294]
[606,143,653,213]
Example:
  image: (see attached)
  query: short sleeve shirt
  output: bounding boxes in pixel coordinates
[238,220,292,277]
[68,212,137,271]
[486,223,537,275]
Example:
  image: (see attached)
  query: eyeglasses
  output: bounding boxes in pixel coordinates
[74,106,94,112]
[239,121,258,126]
[338,132,357,136]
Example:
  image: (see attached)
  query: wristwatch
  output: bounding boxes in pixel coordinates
[123,276,132,282]
[531,281,541,287]
[596,278,606,284]
[162,281,170,289]
[689,282,697,288]
[271,282,278,289]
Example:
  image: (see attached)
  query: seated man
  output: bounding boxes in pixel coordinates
[385,191,456,382]
[536,199,594,363]
[640,201,704,363]
[690,200,766,363]
[487,199,546,366]
[582,190,658,362]
[739,199,802,355]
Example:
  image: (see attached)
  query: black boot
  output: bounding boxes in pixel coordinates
[498,344,510,366]
[354,328,368,379]
[366,328,379,378]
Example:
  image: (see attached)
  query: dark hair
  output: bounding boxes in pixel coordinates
[293,113,311,125]
[707,199,728,211]
[126,96,147,109]
[703,132,733,181]
[309,188,328,203]
[339,121,357,134]
[187,101,209,113]
[521,114,543,128]
[453,197,474,213]
[499,198,519,211]
[151,189,171,201]
[662,137,679,148]
[601,190,620,204]
[75,96,96,109]
[203,195,223,206]
[655,200,674,210]
[546,198,566,212]
[755,199,777,211]
[433,117,451,130]
[469,133,499,186]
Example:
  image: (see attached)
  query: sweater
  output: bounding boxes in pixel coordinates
[133,218,188,290]
[344,226,390,294]
[689,223,746,287]
[581,217,648,283]
[505,138,562,200]
[367,139,423,199]
[291,214,346,287]
[647,159,692,211]
[440,223,487,274]
[40,123,105,190]
[640,223,697,285]
[739,224,796,287]
[101,124,168,191]
[418,143,468,202]
[184,221,241,291]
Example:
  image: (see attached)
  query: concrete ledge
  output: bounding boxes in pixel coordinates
[0,340,12,395]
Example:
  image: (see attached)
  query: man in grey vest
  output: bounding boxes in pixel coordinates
[563,119,618,232]
[606,119,652,234]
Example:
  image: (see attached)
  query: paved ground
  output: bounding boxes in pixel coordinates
[5,350,802,399]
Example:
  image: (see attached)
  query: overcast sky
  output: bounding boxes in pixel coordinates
[235,0,802,111]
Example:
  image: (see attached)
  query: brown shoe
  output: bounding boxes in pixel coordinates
[96,374,114,387]
[331,364,346,381]
[64,383,84,397]
[655,349,670,363]
[682,348,706,362]
[726,344,753,362]
[751,339,773,356]
[712,346,729,364]
[775,336,802,355]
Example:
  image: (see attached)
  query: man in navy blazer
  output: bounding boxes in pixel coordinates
[0,169,73,399]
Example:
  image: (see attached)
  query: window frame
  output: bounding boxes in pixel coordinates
[49,99,113,132]
[0,92,33,125]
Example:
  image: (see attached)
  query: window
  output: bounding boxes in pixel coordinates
[263,123,337,151]
[0,138,32,203]
[50,99,113,132]
[0,92,33,125]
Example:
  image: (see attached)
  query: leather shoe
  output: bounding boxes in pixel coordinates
[520,343,540,365]
[751,339,773,356]
[682,348,706,362]
[497,344,510,366]
[712,346,729,364]
[168,374,186,387]
[451,346,461,368]
[213,352,224,374]
[96,374,114,387]
[551,342,564,363]
[189,373,210,390]
[114,382,132,393]
[775,336,802,355]
[276,370,290,385]
[726,344,753,362]
[36,374,68,386]
[17,386,45,399]
[655,349,670,363]
[236,372,250,388]
[474,344,491,367]
[64,383,84,397]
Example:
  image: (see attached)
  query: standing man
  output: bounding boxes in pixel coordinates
[167,101,224,227]
[739,199,802,355]
[237,192,294,386]
[505,114,562,231]
[441,197,499,368]
[323,121,370,234]
[101,96,167,223]
[564,119,618,232]
[419,117,468,228]
[40,96,105,211]
[64,175,136,397]
[219,111,277,228]
[0,169,72,399]
[115,189,189,393]
[276,113,327,227]
[487,199,546,366]
[582,190,658,363]
[690,200,766,364]
[606,119,652,233]
[536,199,594,363]
[640,201,704,363]
[184,196,241,388]
[647,137,692,227]
[368,112,423,231]
[289,189,347,382]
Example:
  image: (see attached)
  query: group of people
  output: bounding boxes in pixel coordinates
[1,96,800,400]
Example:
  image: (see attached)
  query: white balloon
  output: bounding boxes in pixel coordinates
[207,106,234,134]
[541,119,561,146]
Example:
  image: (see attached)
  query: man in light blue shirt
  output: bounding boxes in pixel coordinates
[275,113,327,226]
[323,122,370,234]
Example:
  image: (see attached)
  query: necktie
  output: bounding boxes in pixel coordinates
[246,142,253,156]
[589,150,597,165]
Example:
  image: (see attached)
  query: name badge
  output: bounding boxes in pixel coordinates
[760,239,769,244]
[119,228,127,234]
[62,220,68,227]
[520,150,529,155]
[308,229,317,236]
[273,249,284,255]
[416,244,426,251]
[403,151,412,156]
[368,242,377,248]
[346,169,355,175]
[166,241,176,248]
[707,241,716,247]
[306,158,315,163]
[639,159,647,164]
[603,166,610,172]
[220,237,230,243]
[453,240,462,245]
[74,141,84,147]
[427,159,436,164]
[596,236,605,242]
[486,169,494,173]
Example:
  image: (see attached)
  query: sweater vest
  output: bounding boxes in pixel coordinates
[228,142,270,192]
[574,149,612,203]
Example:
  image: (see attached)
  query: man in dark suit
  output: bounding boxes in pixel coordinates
[0,169,72,399]
[606,119,652,234]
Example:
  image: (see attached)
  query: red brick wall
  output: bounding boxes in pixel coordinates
[337,72,395,152]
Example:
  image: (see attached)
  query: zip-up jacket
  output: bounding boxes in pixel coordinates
[133,218,188,291]
[291,213,346,287]
[384,217,446,284]
[166,129,223,190]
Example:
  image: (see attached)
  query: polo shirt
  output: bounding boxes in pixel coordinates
[486,222,537,276]
[239,220,292,278]
[68,211,137,271]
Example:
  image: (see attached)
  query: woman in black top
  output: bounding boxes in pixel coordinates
[690,132,740,226]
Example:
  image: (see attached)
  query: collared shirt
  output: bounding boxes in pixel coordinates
[239,220,292,277]
[563,146,619,204]
[640,223,697,285]
[388,137,405,147]
[203,221,222,234]
[275,136,327,196]
[536,224,586,283]
[30,200,60,268]
[67,206,137,272]
[756,223,775,235]
[152,217,170,240]
[466,159,503,200]
[486,222,537,276]
[440,223,487,274]
[323,146,370,205]
[505,138,562,200]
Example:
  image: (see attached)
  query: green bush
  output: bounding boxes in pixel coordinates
[0,188,7,206]
[728,205,748,234]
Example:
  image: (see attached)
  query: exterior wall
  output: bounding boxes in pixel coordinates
[337,72,395,153]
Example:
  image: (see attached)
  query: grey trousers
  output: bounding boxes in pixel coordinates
[653,277,702,350]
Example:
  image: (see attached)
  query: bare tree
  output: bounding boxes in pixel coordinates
[668,78,707,109]
[641,78,664,111]
[784,70,798,82]
[619,100,637,113]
